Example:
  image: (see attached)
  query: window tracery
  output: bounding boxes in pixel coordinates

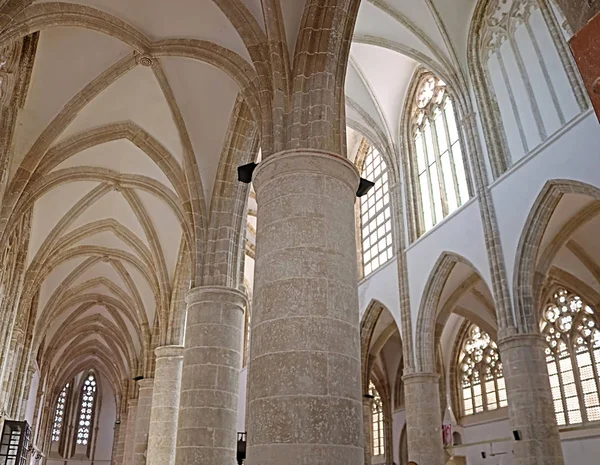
[478,0,582,164]
[458,325,507,416]
[51,384,69,443]
[369,381,385,456]
[76,374,97,446]
[360,143,392,276]
[541,288,600,426]
[411,74,470,234]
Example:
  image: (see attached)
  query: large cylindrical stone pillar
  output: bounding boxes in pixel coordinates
[499,334,564,465]
[123,399,138,465]
[133,379,154,465]
[174,286,246,465]
[403,373,444,465]
[147,346,183,465]
[246,150,364,465]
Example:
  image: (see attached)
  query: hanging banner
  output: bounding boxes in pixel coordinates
[442,423,453,446]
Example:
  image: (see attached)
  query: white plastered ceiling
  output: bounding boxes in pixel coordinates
[4,0,483,388]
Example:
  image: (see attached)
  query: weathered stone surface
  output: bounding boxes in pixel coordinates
[245,150,363,465]
[133,379,154,465]
[499,334,564,465]
[403,373,444,465]
[557,0,600,33]
[174,286,246,465]
[147,346,183,465]
[123,399,138,465]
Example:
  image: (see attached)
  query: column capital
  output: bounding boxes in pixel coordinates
[154,345,184,360]
[402,372,440,385]
[253,150,359,194]
[137,379,154,390]
[498,333,546,351]
[185,285,247,308]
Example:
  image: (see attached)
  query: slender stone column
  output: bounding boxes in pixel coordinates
[403,373,444,465]
[246,150,364,465]
[147,346,183,465]
[123,399,138,465]
[363,396,373,465]
[113,411,128,465]
[174,286,246,465]
[499,334,564,465]
[133,379,154,465]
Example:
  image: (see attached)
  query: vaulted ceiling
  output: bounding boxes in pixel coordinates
[0,0,484,397]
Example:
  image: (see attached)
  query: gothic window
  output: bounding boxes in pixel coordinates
[541,288,600,426]
[478,0,583,164]
[370,381,385,456]
[76,374,97,446]
[51,384,69,442]
[360,143,393,276]
[459,325,507,416]
[411,74,470,235]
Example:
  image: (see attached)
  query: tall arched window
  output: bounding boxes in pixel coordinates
[476,0,584,166]
[369,381,385,456]
[51,383,69,442]
[458,325,507,416]
[76,374,97,446]
[410,74,470,235]
[360,142,392,276]
[541,288,600,426]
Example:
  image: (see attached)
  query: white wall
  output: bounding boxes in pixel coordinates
[44,375,116,465]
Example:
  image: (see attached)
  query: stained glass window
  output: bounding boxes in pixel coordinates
[360,143,393,276]
[541,288,600,426]
[459,325,507,416]
[51,384,69,442]
[412,74,470,234]
[370,381,385,456]
[76,374,97,446]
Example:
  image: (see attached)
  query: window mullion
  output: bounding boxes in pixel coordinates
[411,134,427,236]
[571,347,587,423]
[442,100,462,208]
[430,114,449,218]
[589,340,600,421]
[557,353,570,425]
[421,127,436,227]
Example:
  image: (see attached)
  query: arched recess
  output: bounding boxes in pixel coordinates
[513,179,600,333]
[415,251,497,373]
[360,300,402,465]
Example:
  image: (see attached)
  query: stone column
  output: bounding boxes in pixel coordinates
[363,396,373,465]
[133,379,154,465]
[113,411,128,465]
[403,373,444,465]
[246,151,364,465]
[174,286,246,465]
[123,399,138,465]
[499,334,564,465]
[147,346,183,465]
